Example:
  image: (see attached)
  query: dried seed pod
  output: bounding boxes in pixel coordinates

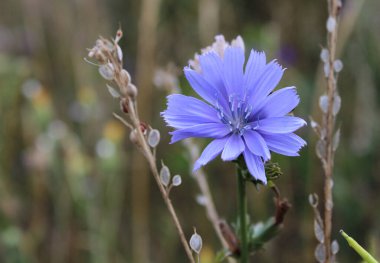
[99,63,115,80]
[315,243,326,263]
[159,164,171,187]
[326,17,336,33]
[331,240,339,255]
[129,129,138,145]
[320,48,329,63]
[116,45,123,62]
[148,129,160,147]
[127,83,138,99]
[189,229,202,254]
[172,175,182,186]
[333,59,343,73]
[120,70,132,96]
[107,84,120,98]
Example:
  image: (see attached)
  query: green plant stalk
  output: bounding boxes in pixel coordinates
[340,230,379,263]
[237,166,248,263]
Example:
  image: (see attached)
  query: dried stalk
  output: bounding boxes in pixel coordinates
[125,98,195,263]
[323,0,341,262]
[87,33,195,263]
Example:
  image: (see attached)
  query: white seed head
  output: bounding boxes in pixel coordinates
[147,129,160,148]
[323,62,330,78]
[310,120,319,129]
[316,139,326,160]
[106,84,120,98]
[333,129,341,151]
[172,175,182,186]
[314,219,325,243]
[160,164,171,187]
[326,17,336,33]
[320,48,329,63]
[196,195,207,206]
[315,243,326,263]
[308,193,319,207]
[319,95,328,113]
[331,240,340,254]
[189,230,202,254]
[333,59,343,72]
[99,63,115,80]
[116,45,123,62]
[333,93,341,115]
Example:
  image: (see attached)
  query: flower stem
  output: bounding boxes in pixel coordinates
[340,230,379,263]
[237,166,248,263]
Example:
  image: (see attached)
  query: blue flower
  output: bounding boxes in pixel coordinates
[162,43,306,184]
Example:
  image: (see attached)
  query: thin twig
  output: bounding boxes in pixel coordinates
[126,98,195,262]
[87,33,195,263]
[323,0,341,262]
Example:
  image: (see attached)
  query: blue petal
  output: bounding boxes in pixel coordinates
[247,60,284,110]
[199,52,227,97]
[162,94,219,129]
[221,133,245,161]
[193,137,229,171]
[262,133,306,156]
[243,150,266,184]
[222,47,245,96]
[184,67,219,105]
[255,86,300,118]
[170,123,230,143]
[243,130,270,161]
[253,116,306,134]
[244,50,266,94]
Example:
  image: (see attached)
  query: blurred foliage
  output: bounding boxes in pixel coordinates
[0,0,379,262]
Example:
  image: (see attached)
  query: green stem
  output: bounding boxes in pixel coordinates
[340,230,379,263]
[237,166,248,263]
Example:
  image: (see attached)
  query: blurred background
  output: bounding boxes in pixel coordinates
[0,0,379,262]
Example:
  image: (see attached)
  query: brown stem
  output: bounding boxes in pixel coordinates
[323,0,340,261]
[126,99,196,263]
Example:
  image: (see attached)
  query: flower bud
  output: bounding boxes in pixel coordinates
[115,29,123,43]
[120,98,129,113]
[139,122,148,135]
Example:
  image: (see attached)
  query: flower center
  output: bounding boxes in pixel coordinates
[216,95,253,135]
